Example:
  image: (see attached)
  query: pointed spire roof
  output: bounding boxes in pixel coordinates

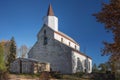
[47,4,54,16]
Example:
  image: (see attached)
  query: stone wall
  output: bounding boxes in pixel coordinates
[10,58,50,74]
[28,25,72,74]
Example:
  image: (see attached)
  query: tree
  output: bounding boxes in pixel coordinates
[98,62,112,73]
[0,40,11,66]
[7,37,16,70]
[0,43,6,72]
[93,0,120,72]
[92,63,98,72]
[18,45,28,58]
[93,0,120,58]
[98,63,107,73]
[0,43,7,80]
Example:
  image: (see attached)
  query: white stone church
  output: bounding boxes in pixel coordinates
[28,4,92,74]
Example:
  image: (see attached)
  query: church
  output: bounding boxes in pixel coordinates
[28,4,92,74]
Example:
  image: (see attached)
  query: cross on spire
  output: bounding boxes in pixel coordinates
[47,4,54,16]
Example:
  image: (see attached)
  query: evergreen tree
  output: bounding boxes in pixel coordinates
[93,0,120,73]
[92,63,98,72]
[98,63,107,73]
[7,37,16,70]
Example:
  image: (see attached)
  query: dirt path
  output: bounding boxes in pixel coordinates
[8,74,62,80]
[8,74,39,80]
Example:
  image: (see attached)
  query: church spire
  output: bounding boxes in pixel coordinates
[47,4,54,16]
[44,4,58,31]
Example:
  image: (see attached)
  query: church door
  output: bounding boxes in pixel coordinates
[20,60,22,73]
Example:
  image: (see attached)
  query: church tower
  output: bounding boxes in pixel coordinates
[43,4,58,31]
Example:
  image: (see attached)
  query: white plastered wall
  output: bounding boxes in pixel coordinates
[72,51,92,73]
[54,32,80,51]
[44,16,58,31]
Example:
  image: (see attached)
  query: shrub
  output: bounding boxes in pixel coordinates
[39,71,50,80]
[50,71,62,79]
[73,72,85,78]
[116,72,120,80]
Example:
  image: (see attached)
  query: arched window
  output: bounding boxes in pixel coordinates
[84,59,90,71]
[88,61,90,71]
[84,60,87,67]
[43,29,47,45]
[76,58,83,72]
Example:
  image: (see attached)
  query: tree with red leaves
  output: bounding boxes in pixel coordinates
[93,0,120,73]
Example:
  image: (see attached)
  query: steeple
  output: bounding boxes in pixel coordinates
[44,4,58,31]
[47,4,54,16]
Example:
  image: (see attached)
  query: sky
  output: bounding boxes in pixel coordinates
[0,0,112,65]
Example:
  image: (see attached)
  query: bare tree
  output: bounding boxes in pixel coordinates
[18,45,28,58]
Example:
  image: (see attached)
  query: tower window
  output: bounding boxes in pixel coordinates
[44,36,48,45]
[43,29,47,45]
[44,30,46,35]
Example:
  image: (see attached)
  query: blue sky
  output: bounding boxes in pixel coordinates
[0,0,112,65]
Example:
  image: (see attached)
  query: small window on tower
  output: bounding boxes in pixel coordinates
[44,30,46,35]
[43,29,47,45]
[44,36,48,45]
